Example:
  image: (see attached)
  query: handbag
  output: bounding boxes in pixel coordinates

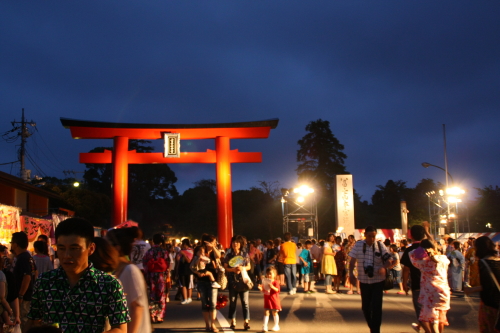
[215,259,228,290]
[217,269,228,290]
[231,271,254,292]
[383,269,394,290]
[480,259,500,330]
[232,274,249,292]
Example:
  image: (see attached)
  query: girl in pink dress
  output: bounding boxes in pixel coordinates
[258,266,281,332]
[410,239,451,333]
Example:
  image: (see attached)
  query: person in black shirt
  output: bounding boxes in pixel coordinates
[265,240,277,272]
[464,236,500,332]
[10,231,37,332]
[401,222,433,333]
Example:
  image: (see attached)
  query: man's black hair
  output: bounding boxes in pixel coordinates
[11,231,28,249]
[153,233,164,245]
[34,241,48,255]
[284,232,292,241]
[55,217,94,245]
[365,225,377,234]
[37,234,49,242]
[410,225,425,241]
[107,228,135,256]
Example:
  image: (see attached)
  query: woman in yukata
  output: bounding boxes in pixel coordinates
[447,241,465,292]
[410,239,451,333]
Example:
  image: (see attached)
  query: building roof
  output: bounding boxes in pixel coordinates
[0,171,62,200]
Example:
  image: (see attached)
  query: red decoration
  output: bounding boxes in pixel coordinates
[216,294,228,310]
[21,216,52,241]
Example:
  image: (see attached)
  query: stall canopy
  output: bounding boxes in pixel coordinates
[114,220,138,229]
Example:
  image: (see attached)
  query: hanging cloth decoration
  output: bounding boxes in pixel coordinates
[21,216,39,241]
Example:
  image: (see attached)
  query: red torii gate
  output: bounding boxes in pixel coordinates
[60,118,279,248]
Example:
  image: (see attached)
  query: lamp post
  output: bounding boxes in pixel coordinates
[421,162,454,184]
[425,191,436,235]
[422,163,466,237]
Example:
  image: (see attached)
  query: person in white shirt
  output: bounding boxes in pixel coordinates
[108,228,152,333]
[129,227,151,271]
[349,226,392,333]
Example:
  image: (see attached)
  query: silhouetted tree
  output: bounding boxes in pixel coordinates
[296,119,348,193]
[470,186,500,231]
[371,180,408,229]
[232,188,282,240]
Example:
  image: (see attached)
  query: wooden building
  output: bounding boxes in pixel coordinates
[0,171,61,216]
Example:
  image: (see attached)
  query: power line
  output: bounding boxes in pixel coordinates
[33,127,67,169]
[25,149,47,178]
[0,161,18,166]
[25,144,62,175]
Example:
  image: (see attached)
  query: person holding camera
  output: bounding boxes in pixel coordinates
[348,226,392,333]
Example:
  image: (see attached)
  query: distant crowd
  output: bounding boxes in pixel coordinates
[0,219,498,333]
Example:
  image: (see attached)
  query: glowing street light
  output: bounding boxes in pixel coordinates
[293,185,314,196]
[446,187,465,196]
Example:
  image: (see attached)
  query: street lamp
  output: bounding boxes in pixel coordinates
[436,186,466,237]
[421,162,454,184]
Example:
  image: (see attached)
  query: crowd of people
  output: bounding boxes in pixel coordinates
[0,219,498,333]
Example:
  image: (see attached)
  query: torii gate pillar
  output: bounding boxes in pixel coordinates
[216,136,233,247]
[113,137,129,226]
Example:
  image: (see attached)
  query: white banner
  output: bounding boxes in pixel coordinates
[335,175,355,237]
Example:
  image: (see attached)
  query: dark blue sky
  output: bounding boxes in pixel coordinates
[1,1,499,202]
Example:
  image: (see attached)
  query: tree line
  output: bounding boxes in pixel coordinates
[33,119,499,239]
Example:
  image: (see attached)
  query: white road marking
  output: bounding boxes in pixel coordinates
[284,291,347,328]
[216,310,234,332]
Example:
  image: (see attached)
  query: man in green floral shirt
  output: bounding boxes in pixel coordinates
[27,218,130,333]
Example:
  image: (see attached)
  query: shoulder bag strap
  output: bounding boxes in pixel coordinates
[481,258,500,291]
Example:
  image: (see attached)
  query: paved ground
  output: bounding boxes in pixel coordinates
[153,284,480,333]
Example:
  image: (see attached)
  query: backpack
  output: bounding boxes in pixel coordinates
[147,256,168,273]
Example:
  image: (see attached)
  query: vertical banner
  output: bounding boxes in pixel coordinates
[401,201,409,239]
[335,175,355,237]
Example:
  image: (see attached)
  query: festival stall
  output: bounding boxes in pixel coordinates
[114,220,138,229]
[354,229,404,243]
[455,232,500,243]
[0,204,21,245]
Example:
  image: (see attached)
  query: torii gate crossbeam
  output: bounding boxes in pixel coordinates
[61,118,279,248]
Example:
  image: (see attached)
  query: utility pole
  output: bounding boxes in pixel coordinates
[11,108,36,181]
